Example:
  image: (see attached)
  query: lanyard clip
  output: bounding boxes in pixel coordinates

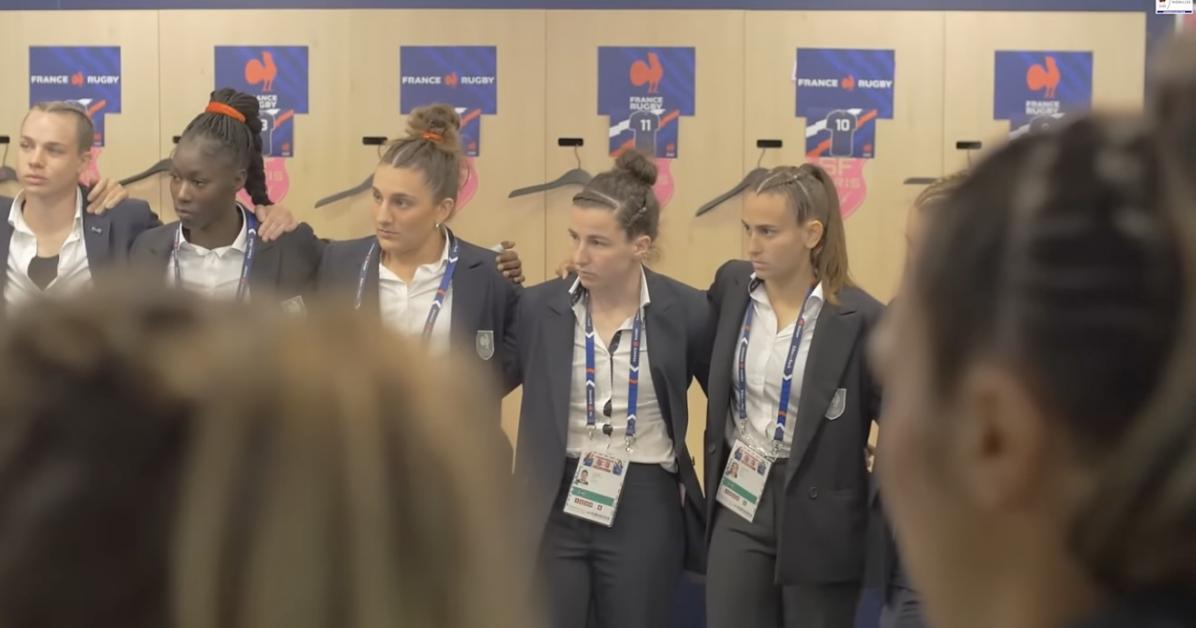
[624,435,636,454]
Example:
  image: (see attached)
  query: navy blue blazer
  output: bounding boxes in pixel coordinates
[703,260,884,585]
[129,220,324,302]
[511,268,712,572]
[0,190,160,310]
[316,234,520,465]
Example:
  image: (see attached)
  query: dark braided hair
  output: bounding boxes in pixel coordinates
[179,87,271,206]
[572,150,660,242]
[912,114,1182,451]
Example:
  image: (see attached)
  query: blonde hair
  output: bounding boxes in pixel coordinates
[27,100,94,152]
[0,285,528,628]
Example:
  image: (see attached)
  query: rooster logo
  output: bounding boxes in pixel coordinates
[244,51,277,93]
[630,52,663,94]
[444,72,459,88]
[841,75,856,91]
[1026,56,1060,99]
[70,71,84,87]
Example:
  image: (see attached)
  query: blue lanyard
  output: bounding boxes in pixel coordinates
[583,292,643,452]
[736,285,816,455]
[171,208,258,303]
[356,230,461,340]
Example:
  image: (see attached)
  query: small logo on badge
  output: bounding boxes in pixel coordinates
[826,388,847,420]
[476,330,495,360]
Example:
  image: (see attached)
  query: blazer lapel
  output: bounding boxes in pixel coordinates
[643,269,681,443]
[784,299,862,485]
[0,209,13,306]
[545,281,579,449]
[82,211,113,270]
[357,238,382,315]
[708,272,752,436]
[448,249,487,354]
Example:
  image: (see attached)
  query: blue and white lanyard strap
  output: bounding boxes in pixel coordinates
[171,209,259,303]
[355,230,461,341]
[736,287,815,456]
[584,292,644,453]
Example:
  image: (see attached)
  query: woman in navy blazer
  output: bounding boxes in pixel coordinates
[704,163,883,628]
[512,151,710,628]
[316,104,521,466]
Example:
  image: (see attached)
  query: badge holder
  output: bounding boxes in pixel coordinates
[716,431,777,523]
[565,428,634,527]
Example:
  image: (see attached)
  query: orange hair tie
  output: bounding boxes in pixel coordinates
[421,131,443,143]
[205,102,247,123]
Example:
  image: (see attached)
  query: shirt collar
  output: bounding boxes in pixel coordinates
[178,204,250,253]
[8,188,84,236]
[569,265,652,309]
[749,272,825,309]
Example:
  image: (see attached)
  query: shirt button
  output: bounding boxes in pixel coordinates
[808,486,818,499]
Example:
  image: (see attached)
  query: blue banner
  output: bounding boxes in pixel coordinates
[994,50,1092,137]
[795,48,895,159]
[214,46,310,157]
[28,46,122,147]
[598,46,695,158]
[400,46,497,157]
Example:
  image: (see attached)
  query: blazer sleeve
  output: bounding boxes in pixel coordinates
[315,241,337,293]
[688,288,714,395]
[865,303,886,426]
[499,280,523,396]
[291,224,323,296]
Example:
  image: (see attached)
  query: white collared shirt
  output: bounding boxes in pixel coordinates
[170,206,251,300]
[378,233,453,355]
[726,278,825,458]
[566,268,675,470]
[5,190,92,308]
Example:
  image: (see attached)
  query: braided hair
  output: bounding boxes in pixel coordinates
[179,88,271,206]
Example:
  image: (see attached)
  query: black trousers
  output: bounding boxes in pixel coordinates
[706,460,860,628]
[537,458,685,628]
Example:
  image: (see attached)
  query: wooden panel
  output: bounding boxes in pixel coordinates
[546,10,747,482]
[942,11,1147,173]
[743,10,946,304]
[0,11,163,209]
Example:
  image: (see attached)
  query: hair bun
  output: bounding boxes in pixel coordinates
[615,150,658,187]
[406,103,462,144]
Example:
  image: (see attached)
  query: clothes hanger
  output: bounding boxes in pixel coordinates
[693,139,780,217]
[314,136,387,209]
[0,136,17,183]
[508,138,592,198]
[118,135,180,186]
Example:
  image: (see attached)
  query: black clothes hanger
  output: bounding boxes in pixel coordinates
[508,138,592,198]
[694,139,780,217]
[118,135,180,186]
[0,136,18,183]
[315,136,387,209]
